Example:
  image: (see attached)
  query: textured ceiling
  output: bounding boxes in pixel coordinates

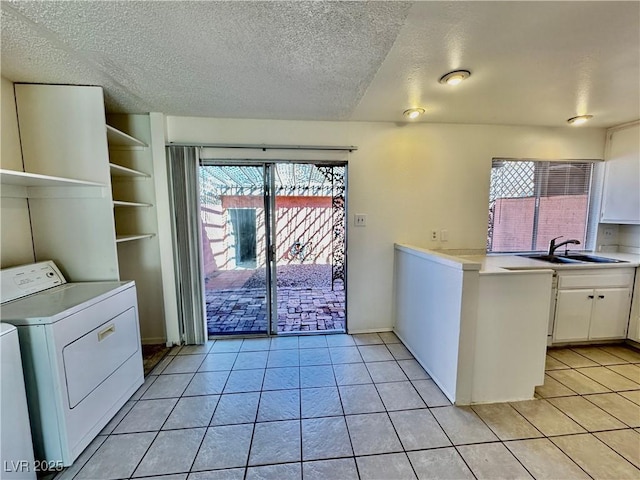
[1,1,639,127]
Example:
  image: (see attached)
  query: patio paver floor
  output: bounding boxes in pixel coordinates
[205,270,345,335]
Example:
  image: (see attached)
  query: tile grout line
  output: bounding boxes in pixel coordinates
[539,348,640,478]
[361,343,448,478]
[129,350,215,478]
[298,346,305,479]
[69,337,640,480]
[468,402,579,479]
[544,359,640,430]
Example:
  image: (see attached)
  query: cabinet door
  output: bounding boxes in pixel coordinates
[589,288,632,340]
[601,123,640,224]
[554,289,593,342]
[628,268,640,342]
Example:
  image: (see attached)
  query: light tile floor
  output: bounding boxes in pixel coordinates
[58,334,640,480]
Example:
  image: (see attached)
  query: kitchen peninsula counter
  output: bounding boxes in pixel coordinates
[393,244,639,406]
[393,244,553,405]
[457,251,640,274]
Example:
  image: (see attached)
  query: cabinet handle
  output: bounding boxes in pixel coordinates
[598,295,605,299]
[588,295,594,299]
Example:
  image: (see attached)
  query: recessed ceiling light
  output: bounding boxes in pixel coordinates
[439,70,471,86]
[403,108,425,120]
[567,115,593,126]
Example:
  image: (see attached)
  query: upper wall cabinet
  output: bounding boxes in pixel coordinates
[600,122,640,224]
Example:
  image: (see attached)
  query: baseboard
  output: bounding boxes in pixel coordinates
[347,327,393,334]
[625,338,640,350]
[393,328,456,404]
[141,336,167,345]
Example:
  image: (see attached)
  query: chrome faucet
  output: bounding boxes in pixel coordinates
[548,236,581,255]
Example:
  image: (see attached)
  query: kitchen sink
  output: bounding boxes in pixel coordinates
[562,254,627,264]
[520,253,628,264]
[521,254,585,264]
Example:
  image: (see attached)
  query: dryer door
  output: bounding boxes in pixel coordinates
[63,307,139,408]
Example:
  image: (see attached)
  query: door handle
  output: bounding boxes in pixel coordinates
[598,295,605,299]
[588,295,594,299]
[98,324,116,342]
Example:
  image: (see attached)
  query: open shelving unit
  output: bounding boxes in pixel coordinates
[113,200,153,208]
[0,169,106,199]
[11,84,121,282]
[107,114,166,343]
[107,122,155,244]
[106,125,148,149]
[9,84,167,343]
[0,169,105,188]
[116,234,156,243]
[109,163,150,178]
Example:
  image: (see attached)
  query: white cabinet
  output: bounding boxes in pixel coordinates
[553,268,634,343]
[600,122,640,224]
[628,267,640,343]
[590,288,632,339]
[554,289,593,341]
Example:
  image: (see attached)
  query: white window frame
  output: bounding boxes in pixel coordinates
[487,158,603,254]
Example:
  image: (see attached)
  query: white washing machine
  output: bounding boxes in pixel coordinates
[0,261,144,466]
[1,323,36,480]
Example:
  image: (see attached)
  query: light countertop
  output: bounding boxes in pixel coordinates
[395,244,640,275]
[456,252,640,275]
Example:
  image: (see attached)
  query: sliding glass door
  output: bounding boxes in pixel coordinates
[273,163,346,333]
[200,162,346,337]
[200,165,270,335]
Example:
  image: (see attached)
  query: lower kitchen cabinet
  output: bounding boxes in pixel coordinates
[590,288,633,339]
[553,268,635,344]
[628,267,640,343]
[554,289,593,341]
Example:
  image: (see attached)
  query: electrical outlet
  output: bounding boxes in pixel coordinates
[354,214,367,226]
[431,230,438,241]
[603,227,615,238]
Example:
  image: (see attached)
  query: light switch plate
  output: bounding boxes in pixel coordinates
[354,214,367,226]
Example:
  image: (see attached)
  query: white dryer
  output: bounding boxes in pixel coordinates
[0,261,143,466]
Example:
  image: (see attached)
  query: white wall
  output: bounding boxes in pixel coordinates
[165,117,606,332]
[1,77,35,268]
[620,225,640,249]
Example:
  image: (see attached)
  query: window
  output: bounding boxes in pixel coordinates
[487,159,595,253]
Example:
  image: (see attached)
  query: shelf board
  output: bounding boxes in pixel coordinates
[116,234,155,243]
[0,169,105,188]
[113,200,153,208]
[109,163,150,178]
[106,125,147,148]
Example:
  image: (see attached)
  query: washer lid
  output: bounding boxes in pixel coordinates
[0,281,133,325]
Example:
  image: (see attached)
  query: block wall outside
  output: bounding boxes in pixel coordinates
[491,195,588,252]
[201,196,335,277]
